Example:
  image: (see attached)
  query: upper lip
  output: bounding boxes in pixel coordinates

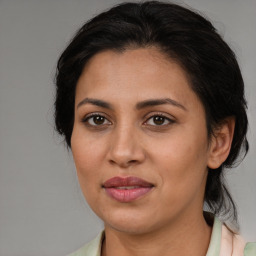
[102,176,154,188]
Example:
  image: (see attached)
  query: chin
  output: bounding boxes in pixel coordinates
[106,220,154,235]
[100,208,162,235]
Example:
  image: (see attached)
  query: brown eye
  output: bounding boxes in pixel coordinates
[145,115,174,126]
[153,116,165,125]
[92,115,105,125]
[82,114,111,126]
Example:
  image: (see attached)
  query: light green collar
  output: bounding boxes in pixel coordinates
[206,216,222,256]
[67,231,104,256]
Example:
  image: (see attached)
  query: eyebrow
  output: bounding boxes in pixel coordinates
[77,97,187,111]
[77,98,113,110]
[136,98,187,111]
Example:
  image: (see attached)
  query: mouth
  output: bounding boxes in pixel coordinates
[102,176,154,203]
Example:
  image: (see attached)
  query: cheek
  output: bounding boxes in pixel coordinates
[71,126,106,168]
[71,129,107,197]
[149,129,208,195]
[150,132,207,170]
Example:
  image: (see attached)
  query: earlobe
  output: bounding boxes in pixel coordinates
[207,117,235,169]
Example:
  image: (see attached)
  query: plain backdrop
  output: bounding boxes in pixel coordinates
[0,0,255,255]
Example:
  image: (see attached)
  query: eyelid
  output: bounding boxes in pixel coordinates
[81,112,112,125]
[81,111,175,127]
[143,112,175,125]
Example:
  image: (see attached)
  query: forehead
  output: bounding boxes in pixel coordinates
[75,47,201,110]
[81,47,185,79]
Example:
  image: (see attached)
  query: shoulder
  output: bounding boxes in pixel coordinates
[244,242,256,256]
[66,231,104,256]
[221,222,256,256]
[206,214,256,256]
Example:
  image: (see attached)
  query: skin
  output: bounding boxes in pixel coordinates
[71,47,235,256]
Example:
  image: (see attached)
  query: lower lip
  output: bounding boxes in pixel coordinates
[104,187,152,203]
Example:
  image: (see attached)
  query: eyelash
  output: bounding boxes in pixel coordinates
[81,112,175,128]
[82,113,111,127]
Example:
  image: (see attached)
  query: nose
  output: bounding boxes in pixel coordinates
[107,124,146,168]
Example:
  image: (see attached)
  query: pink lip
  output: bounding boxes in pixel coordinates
[102,176,154,203]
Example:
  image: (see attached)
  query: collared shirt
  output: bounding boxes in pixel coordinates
[67,216,256,256]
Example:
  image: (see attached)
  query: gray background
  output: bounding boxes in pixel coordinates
[0,0,255,255]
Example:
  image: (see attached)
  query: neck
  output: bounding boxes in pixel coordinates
[102,211,212,256]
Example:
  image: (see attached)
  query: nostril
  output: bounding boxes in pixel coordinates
[109,159,116,165]
[108,158,138,167]
[129,160,137,164]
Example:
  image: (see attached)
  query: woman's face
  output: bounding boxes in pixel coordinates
[71,48,212,234]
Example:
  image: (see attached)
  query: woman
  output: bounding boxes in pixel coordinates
[54,1,255,255]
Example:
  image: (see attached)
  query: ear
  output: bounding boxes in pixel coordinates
[207,117,235,169]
